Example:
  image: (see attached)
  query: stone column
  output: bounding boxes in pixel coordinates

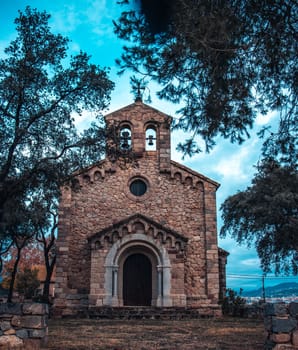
[53,186,72,316]
[162,265,172,307]
[156,266,163,306]
[203,183,220,305]
[111,266,119,306]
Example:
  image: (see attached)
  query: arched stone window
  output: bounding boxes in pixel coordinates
[145,127,157,151]
[120,126,132,150]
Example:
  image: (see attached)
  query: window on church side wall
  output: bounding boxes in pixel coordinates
[145,127,156,151]
[120,126,132,150]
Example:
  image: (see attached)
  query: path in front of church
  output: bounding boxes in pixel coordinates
[45,317,264,349]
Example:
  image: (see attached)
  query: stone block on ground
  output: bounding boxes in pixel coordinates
[292,330,298,346]
[0,303,22,316]
[273,345,298,350]
[289,303,298,318]
[22,303,48,315]
[272,317,297,333]
[271,333,291,343]
[16,329,28,339]
[0,335,23,349]
[0,321,11,332]
[265,303,288,317]
[19,315,47,329]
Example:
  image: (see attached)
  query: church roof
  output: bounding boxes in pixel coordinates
[170,160,220,188]
[104,100,172,122]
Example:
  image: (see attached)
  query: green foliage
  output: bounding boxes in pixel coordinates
[222,288,246,316]
[0,7,114,247]
[221,159,298,275]
[16,268,40,299]
[116,1,297,272]
[115,0,297,157]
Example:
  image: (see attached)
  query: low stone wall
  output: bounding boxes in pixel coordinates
[264,302,298,350]
[0,302,48,350]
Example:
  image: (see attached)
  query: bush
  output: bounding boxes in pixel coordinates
[222,288,246,316]
[16,268,40,299]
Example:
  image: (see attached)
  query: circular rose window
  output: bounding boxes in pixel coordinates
[130,179,147,196]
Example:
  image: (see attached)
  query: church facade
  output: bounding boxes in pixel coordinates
[54,101,228,316]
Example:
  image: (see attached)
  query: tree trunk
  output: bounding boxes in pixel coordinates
[42,255,56,303]
[7,247,21,303]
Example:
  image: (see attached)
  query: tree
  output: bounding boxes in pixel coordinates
[114,0,297,159]
[220,159,298,275]
[16,268,40,300]
[36,210,57,302]
[5,235,35,302]
[115,0,297,274]
[1,235,44,301]
[0,7,114,246]
[1,201,57,302]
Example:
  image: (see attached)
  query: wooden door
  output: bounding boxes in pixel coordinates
[123,253,152,306]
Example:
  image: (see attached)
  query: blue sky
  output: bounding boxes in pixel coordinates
[1,0,296,291]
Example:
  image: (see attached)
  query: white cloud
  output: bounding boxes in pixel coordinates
[255,110,278,126]
[85,0,107,24]
[213,143,255,181]
[84,0,122,43]
[69,42,81,53]
[241,258,261,267]
[50,5,82,34]
[72,110,98,131]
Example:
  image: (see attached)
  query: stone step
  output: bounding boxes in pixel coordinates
[74,306,220,319]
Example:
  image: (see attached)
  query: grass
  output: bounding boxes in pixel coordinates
[43,317,265,350]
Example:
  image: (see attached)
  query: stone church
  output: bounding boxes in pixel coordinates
[54,99,228,316]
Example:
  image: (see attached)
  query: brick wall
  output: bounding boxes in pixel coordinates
[0,303,48,350]
[264,302,298,350]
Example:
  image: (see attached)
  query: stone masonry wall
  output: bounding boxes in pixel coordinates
[0,303,48,350]
[264,302,298,350]
[55,101,222,315]
[56,159,219,307]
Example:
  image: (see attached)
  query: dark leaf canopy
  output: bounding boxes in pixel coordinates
[220,160,298,275]
[115,0,297,156]
[0,7,114,242]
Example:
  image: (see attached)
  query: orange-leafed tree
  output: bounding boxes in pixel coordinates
[1,238,44,301]
[1,203,57,303]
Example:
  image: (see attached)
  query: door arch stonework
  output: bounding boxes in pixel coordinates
[89,214,188,308]
[94,233,173,307]
[107,234,171,307]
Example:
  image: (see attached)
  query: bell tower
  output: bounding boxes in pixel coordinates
[105,100,172,173]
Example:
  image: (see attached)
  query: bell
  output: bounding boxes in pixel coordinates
[121,131,130,149]
[121,139,129,149]
[148,135,154,146]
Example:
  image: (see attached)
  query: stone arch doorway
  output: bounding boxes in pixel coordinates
[96,232,174,307]
[123,253,152,306]
[118,244,158,307]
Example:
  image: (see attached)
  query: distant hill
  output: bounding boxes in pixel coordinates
[242,282,298,298]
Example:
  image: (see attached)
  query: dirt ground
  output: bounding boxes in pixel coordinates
[44,317,265,350]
